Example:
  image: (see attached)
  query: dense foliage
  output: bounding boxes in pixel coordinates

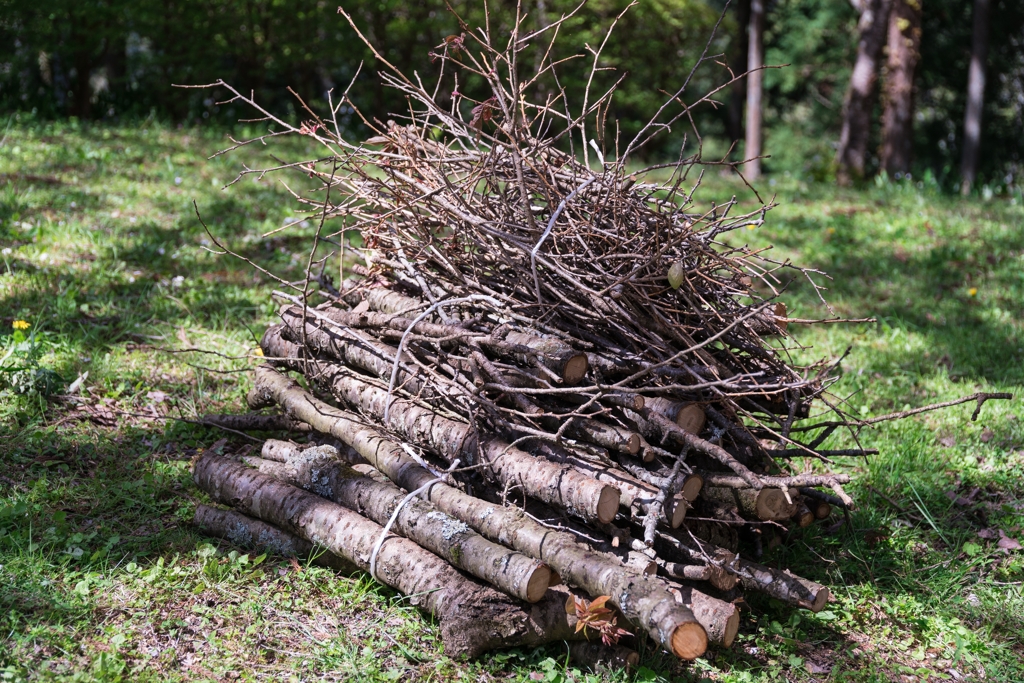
[1,0,1022,185]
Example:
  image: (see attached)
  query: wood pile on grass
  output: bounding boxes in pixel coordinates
[189,8,1010,667]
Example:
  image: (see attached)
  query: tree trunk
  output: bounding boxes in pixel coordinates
[192,454,587,658]
[880,0,922,176]
[728,0,753,145]
[743,0,765,180]
[836,0,894,185]
[960,0,991,195]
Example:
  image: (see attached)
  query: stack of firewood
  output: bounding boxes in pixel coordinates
[194,276,844,663]
[188,9,1008,666]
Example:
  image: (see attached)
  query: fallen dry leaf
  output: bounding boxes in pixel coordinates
[977,528,999,540]
[805,660,830,674]
[996,536,1022,551]
[980,428,994,443]
[939,436,956,448]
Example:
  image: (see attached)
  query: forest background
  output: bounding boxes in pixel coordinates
[2,0,1023,191]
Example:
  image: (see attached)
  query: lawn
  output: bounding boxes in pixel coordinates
[1,116,1022,682]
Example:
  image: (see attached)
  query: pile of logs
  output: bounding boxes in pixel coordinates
[192,276,845,663]
[188,8,1008,667]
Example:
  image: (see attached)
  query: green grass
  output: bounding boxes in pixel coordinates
[1,117,1022,682]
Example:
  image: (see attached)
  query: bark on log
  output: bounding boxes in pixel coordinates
[193,504,357,574]
[247,450,552,603]
[259,439,366,467]
[628,398,704,437]
[503,330,589,385]
[248,365,708,659]
[532,443,688,528]
[199,412,311,433]
[566,418,641,456]
[725,556,830,612]
[310,305,589,385]
[659,560,740,592]
[192,453,586,658]
[261,329,620,524]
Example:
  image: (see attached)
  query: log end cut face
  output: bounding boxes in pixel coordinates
[527,565,554,604]
[722,608,740,648]
[597,486,623,524]
[671,621,709,660]
[754,488,792,520]
[808,585,830,613]
[680,474,703,503]
[675,404,706,435]
[563,354,589,385]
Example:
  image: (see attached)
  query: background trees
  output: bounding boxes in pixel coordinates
[0,0,1021,190]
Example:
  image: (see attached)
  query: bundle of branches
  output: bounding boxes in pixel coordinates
[189,4,1011,664]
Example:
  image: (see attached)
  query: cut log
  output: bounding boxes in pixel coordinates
[565,418,641,456]
[192,453,587,657]
[532,443,688,528]
[247,450,552,603]
[791,499,816,528]
[199,412,311,433]
[680,473,704,502]
[659,560,740,592]
[248,365,708,659]
[669,585,741,648]
[261,330,620,525]
[310,305,589,385]
[193,504,357,574]
[676,404,707,435]
[726,556,830,612]
[503,330,589,385]
[703,485,795,521]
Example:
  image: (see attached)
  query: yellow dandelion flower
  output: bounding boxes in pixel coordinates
[12,320,30,330]
[968,287,978,297]
[826,227,836,235]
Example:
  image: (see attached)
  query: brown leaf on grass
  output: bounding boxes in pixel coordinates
[805,660,830,674]
[980,428,994,443]
[977,528,999,539]
[288,557,302,573]
[939,436,956,448]
[997,536,1022,551]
